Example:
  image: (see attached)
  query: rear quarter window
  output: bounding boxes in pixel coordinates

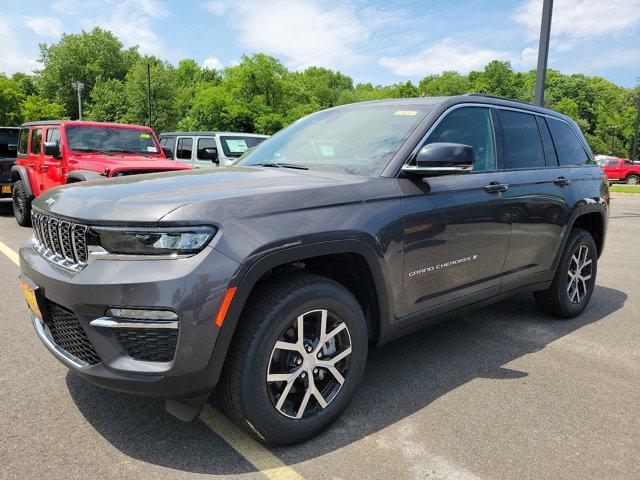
[547,118,590,166]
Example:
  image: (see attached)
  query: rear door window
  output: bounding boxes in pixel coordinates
[30,128,43,155]
[18,128,29,155]
[423,107,496,171]
[547,118,590,166]
[500,110,545,169]
[176,137,193,160]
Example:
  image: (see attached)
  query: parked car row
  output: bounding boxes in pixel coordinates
[2,119,268,226]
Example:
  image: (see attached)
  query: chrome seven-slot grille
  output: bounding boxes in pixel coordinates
[31,211,89,270]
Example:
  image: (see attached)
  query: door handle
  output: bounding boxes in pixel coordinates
[484,182,509,194]
[39,165,48,172]
[554,176,571,186]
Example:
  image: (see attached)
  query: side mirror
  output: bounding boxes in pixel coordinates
[162,147,173,159]
[43,141,61,159]
[202,147,219,164]
[402,142,474,176]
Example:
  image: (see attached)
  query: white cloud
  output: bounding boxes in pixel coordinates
[379,39,511,76]
[514,0,640,39]
[202,56,223,70]
[0,19,39,75]
[206,0,371,70]
[24,16,63,38]
[205,1,228,15]
[82,0,172,59]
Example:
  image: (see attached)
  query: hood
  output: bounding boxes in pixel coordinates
[33,166,383,224]
[68,153,190,173]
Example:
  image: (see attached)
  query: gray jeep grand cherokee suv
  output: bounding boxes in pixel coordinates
[19,95,608,445]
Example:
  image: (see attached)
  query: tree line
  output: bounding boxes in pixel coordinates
[0,28,638,158]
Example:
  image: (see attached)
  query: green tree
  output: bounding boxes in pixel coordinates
[0,75,26,125]
[38,28,139,119]
[20,95,66,122]
[419,71,470,96]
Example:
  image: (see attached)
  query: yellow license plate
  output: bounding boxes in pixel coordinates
[20,280,42,319]
[1,184,10,194]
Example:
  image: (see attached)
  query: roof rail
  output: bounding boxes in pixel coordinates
[464,93,533,106]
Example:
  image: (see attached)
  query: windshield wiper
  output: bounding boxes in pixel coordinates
[107,149,150,157]
[257,162,309,170]
[74,148,114,156]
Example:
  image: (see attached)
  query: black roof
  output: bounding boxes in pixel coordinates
[20,120,63,127]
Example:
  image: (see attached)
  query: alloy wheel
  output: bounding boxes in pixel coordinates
[266,309,352,419]
[567,244,592,304]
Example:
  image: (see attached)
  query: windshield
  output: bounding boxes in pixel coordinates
[237,105,430,176]
[66,126,160,155]
[0,128,19,156]
[219,135,267,158]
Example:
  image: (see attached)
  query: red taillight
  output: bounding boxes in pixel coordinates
[214,287,237,327]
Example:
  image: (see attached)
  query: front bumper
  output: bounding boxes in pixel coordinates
[20,238,240,397]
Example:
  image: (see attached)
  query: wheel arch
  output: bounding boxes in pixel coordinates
[66,170,104,183]
[212,240,393,377]
[10,165,35,198]
[553,204,607,269]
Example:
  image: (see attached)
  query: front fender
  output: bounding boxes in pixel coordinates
[209,238,394,382]
[66,169,104,183]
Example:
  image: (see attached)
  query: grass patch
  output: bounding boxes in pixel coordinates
[610,184,640,193]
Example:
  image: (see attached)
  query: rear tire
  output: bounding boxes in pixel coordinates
[534,228,597,318]
[12,180,32,227]
[220,273,368,445]
[626,174,639,185]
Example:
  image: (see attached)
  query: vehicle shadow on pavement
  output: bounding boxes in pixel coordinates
[66,286,626,475]
[0,201,13,217]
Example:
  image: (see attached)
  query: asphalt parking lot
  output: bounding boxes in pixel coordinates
[0,196,638,480]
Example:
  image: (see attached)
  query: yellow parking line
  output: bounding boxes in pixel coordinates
[0,240,304,480]
[200,406,305,480]
[0,239,19,266]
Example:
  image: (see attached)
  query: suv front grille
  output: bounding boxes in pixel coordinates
[45,301,101,365]
[116,329,178,362]
[31,211,88,270]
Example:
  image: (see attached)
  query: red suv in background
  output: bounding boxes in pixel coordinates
[11,121,191,226]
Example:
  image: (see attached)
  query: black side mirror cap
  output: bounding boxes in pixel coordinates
[402,142,474,176]
[203,147,219,163]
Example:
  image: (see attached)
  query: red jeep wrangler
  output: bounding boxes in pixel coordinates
[11,120,191,226]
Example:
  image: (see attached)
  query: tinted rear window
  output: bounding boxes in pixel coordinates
[501,110,545,169]
[547,118,590,166]
[0,128,19,156]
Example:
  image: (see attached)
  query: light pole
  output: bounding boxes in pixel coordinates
[71,82,85,120]
[534,0,554,106]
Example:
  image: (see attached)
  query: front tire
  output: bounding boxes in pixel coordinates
[626,174,639,185]
[534,228,597,318]
[12,180,32,227]
[220,273,368,445]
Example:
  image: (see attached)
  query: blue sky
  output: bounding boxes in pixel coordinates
[1,0,639,87]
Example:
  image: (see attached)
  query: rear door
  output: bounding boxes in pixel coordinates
[28,127,45,194]
[41,126,64,189]
[498,110,586,289]
[175,136,194,166]
[398,105,513,318]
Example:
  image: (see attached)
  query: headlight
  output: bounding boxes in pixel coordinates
[91,226,216,255]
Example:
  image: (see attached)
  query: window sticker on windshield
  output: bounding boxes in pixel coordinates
[226,139,248,153]
[147,146,158,152]
[140,133,151,138]
[319,145,335,156]
[394,110,418,116]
